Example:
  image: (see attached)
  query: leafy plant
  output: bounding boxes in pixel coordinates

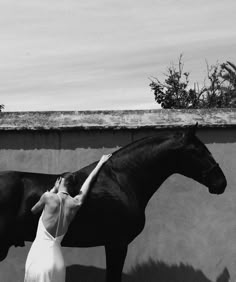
[150,55,236,109]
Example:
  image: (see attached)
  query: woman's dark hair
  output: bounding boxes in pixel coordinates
[62,172,78,197]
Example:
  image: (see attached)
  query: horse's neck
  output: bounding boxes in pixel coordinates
[114,137,178,209]
[140,149,177,209]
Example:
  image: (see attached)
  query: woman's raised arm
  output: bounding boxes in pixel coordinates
[74,154,112,205]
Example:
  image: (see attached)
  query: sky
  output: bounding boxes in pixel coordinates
[0,0,236,112]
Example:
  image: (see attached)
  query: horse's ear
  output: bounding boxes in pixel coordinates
[186,122,198,139]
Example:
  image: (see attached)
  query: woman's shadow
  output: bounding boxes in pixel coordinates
[66,259,230,282]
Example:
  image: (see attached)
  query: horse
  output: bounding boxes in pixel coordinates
[0,125,227,282]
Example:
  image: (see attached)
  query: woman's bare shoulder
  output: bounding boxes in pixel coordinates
[44,191,59,203]
[67,195,82,208]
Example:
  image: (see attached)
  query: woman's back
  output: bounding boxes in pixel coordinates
[41,191,81,238]
[24,191,72,282]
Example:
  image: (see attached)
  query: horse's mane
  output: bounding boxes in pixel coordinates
[111,129,183,158]
[78,129,184,174]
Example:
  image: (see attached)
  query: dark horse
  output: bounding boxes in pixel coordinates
[0,125,226,282]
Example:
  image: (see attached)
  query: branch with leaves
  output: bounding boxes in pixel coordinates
[150,56,236,109]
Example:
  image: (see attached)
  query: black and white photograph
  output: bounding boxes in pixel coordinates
[0,1,236,281]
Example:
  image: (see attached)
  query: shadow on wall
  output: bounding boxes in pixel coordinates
[66,259,230,282]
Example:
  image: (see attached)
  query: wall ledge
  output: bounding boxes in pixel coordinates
[0,109,236,130]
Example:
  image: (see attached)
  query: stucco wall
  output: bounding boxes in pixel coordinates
[0,109,235,282]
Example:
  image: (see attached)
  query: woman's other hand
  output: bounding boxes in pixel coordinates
[99,154,112,165]
[50,177,62,193]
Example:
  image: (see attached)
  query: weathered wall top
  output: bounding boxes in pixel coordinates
[0,109,236,130]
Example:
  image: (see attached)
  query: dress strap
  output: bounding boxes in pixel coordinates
[55,193,62,237]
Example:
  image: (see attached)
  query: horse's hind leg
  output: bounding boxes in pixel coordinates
[105,244,128,282]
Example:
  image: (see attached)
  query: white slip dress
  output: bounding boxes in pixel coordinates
[24,192,67,282]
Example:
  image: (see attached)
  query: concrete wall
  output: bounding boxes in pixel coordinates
[0,109,236,282]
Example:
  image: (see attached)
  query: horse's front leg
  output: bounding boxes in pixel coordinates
[105,244,128,282]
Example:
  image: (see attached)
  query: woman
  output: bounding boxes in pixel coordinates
[24,154,111,282]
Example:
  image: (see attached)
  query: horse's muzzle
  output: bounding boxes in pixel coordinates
[208,177,227,195]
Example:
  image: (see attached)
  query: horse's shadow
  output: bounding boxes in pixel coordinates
[66,259,230,282]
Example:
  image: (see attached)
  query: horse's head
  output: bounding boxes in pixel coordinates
[177,124,227,195]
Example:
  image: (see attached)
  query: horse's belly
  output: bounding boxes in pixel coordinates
[62,211,145,247]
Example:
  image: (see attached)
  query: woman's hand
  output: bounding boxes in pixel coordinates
[50,177,62,193]
[55,177,62,188]
[98,154,112,165]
